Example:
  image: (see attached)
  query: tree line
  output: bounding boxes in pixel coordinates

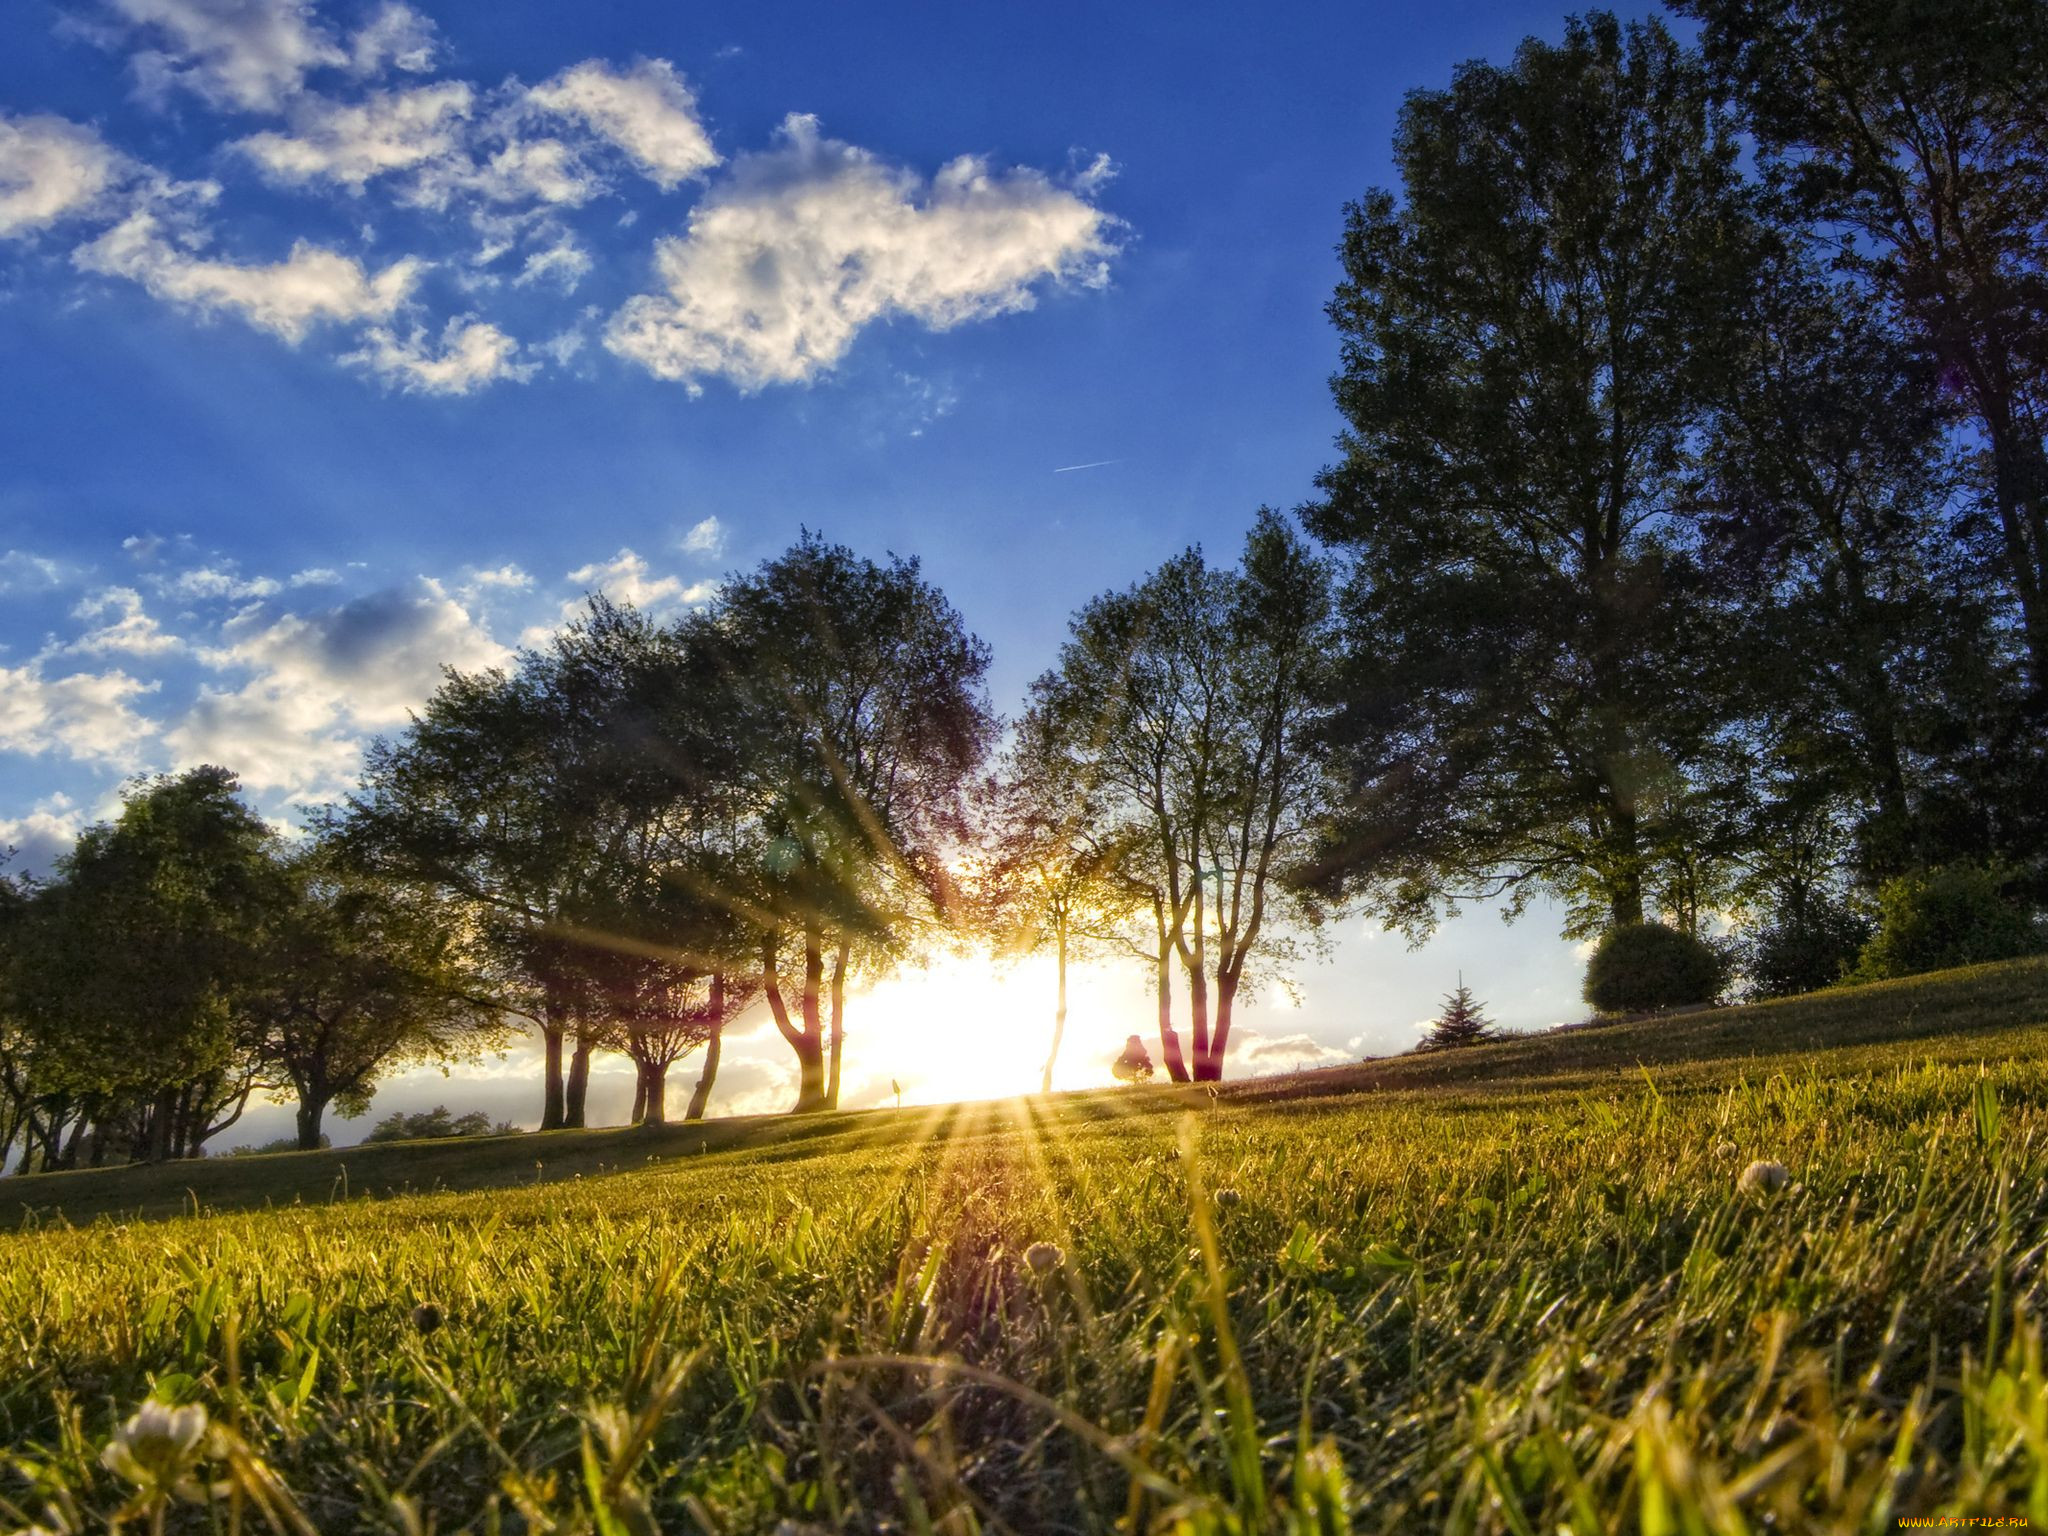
[5,0,2047,1166]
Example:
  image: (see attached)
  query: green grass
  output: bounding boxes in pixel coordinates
[6,959,2048,1532]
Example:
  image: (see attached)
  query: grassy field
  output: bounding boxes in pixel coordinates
[5,959,2048,1532]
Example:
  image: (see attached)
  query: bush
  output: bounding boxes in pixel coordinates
[362,1105,517,1144]
[1740,894,1871,999]
[224,1134,330,1157]
[1847,864,2043,983]
[1583,923,1726,1014]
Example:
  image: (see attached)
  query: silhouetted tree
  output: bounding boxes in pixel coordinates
[1418,981,1496,1052]
[1111,1034,1154,1084]
[706,534,994,1112]
[1305,14,1763,941]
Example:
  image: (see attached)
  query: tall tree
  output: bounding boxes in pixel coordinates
[1024,513,1338,1081]
[1677,0,2048,692]
[707,535,994,1112]
[1303,13,1762,939]
[15,769,284,1163]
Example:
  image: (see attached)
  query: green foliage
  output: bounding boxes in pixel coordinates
[1583,923,1726,1014]
[1110,1033,1154,1083]
[1738,890,1871,999]
[1417,983,1495,1051]
[360,1104,515,1143]
[1847,864,2044,983]
[3,961,2048,1530]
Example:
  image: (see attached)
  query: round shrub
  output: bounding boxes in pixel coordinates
[1846,863,2043,983]
[1740,895,1871,999]
[1583,922,1726,1014]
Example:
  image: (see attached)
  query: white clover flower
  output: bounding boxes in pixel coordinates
[1023,1241,1065,1276]
[101,1399,210,1502]
[1737,1159,1790,1198]
[1214,1188,1242,1209]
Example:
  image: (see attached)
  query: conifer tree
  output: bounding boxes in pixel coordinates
[1420,979,1496,1052]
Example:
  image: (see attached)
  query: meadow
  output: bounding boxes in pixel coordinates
[6,959,2048,1533]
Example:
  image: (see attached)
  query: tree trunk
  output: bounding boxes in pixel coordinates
[295,1094,329,1152]
[643,1063,668,1126]
[148,1084,178,1163]
[1155,911,1191,1084]
[765,934,828,1114]
[629,1069,647,1126]
[1199,968,1241,1082]
[1605,800,1644,928]
[825,939,849,1110]
[564,1028,594,1129]
[1041,916,1068,1095]
[540,1020,566,1131]
[57,1110,87,1170]
[686,974,724,1122]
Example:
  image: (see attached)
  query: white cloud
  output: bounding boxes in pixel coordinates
[0,657,158,766]
[565,548,713,610]
[171,579,507,794]
[70,586,184,656]
[342,314,534,395]
[512,232,591,291]
[109,0,348,112]
[605,115,1118,391]
[465,563,532,589]
[678,516,725,558]
[526,59,719,190]
[1234,1030,1349,1073]
[347,1,437,77]
[0,114,124,240]
[288,566,341,586]
[234,81,473,191]
[407,130,601,211]
[0,550,75,594]
[158,563,281,601]
[0,796,86,876]
[74,210,424,342]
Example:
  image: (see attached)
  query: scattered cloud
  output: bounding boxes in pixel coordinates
[171,578,507,794]
[346,1,437,77]
[1234,1030,1349,1072]
[606,115,1118,391]
[512,232,591,291]
[464,562,533,590]
[107,0,351,112]
[70,586,185,656]
[0,114,125,240]
[563,548,714,611]
[156,563,281,601]
[342,314,534,394]
[234,80,473,191]
[0,549,76,595]
[74,210,424,342]
[525,59,719,190]
[0,795,86,876]
[678,516,725,558]
[0,656,158,765]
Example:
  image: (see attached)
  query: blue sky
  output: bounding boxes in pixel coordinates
[1,0,1654,1139]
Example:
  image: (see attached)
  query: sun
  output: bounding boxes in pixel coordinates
[844,948,1152,1108]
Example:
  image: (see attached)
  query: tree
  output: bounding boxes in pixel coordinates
[252,839,507,1150]
[361,1104,516,1143]
[707,534,995,1112]
[1303,14,1763,941]
[13,769,284,1163]
[1418,981,1496,1051]
[1677,0,2048,692]
[1111,1034,1154,1084]
[1024,513,1340,1082]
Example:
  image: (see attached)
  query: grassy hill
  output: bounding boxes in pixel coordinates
[3,958,2047,1531]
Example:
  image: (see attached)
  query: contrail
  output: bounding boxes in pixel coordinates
[1053,459,1122,474]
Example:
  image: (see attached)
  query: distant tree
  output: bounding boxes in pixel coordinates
[13,769,285,1163]
[1678,0,2048,693]
[706,535,995,1112]
[1111,1034,1154,1084]
[361,1104,515,1143]
[1418,981,1496,1052]
[1025,512,1340,1082]
[253,838,508,1151]
[1303,14,1763,941]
